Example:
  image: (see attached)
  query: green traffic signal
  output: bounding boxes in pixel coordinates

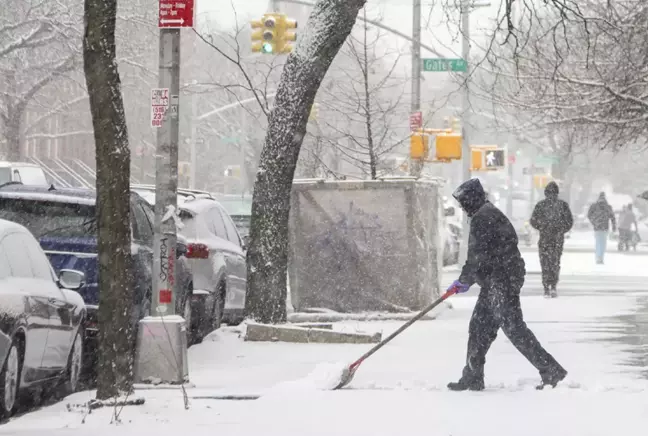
[262,42,273,53]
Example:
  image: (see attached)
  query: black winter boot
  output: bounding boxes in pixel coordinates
[447,377,485,391]
[550,286,558,298]
[536,366,567,390]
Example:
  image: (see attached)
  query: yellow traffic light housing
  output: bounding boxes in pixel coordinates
[410,133,429,160]
[435,133,462,161]
[471,148,483,171]
[534,174,552,189]
[281,17,298,53]
[251,13,298,54]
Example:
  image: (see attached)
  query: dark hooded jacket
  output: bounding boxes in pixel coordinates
[530,182,573,238]
[587,193,616,232]
[453,179,525,288]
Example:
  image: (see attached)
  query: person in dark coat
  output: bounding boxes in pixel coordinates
[530,182,573,298]
[587,192,616,264]
[447,178,567,391]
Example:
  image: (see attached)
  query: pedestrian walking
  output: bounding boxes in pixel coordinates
[617,204,638,251]
[447,178,567,391]
[529,182,573,298]
[587,192,616,264]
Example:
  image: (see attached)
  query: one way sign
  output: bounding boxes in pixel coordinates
[485,149,505,169]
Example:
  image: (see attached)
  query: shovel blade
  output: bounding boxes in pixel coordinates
[332,366,357,390]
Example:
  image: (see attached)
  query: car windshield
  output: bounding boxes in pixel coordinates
[0,168,11,184]
[0,198,96,238]
[218,197,252,216]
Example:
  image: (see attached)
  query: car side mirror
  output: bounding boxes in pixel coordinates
[59,269,85,291]
[445,207,455,217]
[242,235,250,250]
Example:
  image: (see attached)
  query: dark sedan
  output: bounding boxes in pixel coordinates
[0,219,86,419]
[0,185,194,372]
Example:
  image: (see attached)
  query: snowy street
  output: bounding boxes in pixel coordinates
[4,248,648,436]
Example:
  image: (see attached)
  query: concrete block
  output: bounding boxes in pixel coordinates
[244,323,381,344]
[291,322,334,330]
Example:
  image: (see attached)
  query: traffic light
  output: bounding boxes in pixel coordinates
[251,13,298,54]
[410,133,429,160]
[435,133,461,161]
[484,148,505,169]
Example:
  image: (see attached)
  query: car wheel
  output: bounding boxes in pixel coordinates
[62,329,83,396]
[210,287,224,332]
[183,297,193,345]
[0,340,22,419]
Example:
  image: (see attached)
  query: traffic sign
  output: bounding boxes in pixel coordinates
[159,0,195,28]
[422,58,467,72]
[523,166,546,175]
[151,88,169,128]
[409,111,422,131]
[484,149,505,168]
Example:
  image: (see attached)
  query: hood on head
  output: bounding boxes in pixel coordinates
[544,181,559,198]
[452,178,487,217]
[598,192,607,202]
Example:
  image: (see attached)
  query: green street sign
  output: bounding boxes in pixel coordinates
[422,58,467,72]
[536,155,559,164]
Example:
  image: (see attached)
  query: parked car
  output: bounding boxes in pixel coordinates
[0,162,49,186]
[0,219,86,418]
[215,194,253,243]
[133,187,247,333]
[0,184,195,367]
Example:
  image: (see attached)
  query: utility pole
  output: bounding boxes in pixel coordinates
[457,0,490,266]
[409,0,423,178]
[411,0,421,112]
[135,0,194,385]
[458,0,472,266]
[189,80,198,189]
[152,27,180,317]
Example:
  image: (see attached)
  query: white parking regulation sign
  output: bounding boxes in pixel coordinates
[151,88,169,128]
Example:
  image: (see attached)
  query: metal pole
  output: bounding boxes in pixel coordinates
[409,0,423,178]
[189,89,197,189]
[411,0,421,113]
[152,28,180,317]
[458,0,472,266]
[271,0,280,12]
[506,139,514,219]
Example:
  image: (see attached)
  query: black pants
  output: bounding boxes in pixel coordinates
[461,277,563,381]
[538,236,564,289]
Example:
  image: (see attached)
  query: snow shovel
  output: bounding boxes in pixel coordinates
[333,288,457,390]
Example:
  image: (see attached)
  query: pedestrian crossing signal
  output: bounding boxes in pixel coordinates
[484,149,505,169]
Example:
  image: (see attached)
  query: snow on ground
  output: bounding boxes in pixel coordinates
[4,290,648,436]
[522,250,648,276]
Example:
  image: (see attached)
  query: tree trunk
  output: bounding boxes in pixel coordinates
[245,0,367,324]
[83,0,134,399]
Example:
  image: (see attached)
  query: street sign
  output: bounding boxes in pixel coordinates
[484,149,505,169]
[523,166,546,175]
[159,0,195,28]
[536,155,559,165]
[422,58,467,72]
[409,111,422,131]
[151,88,169,128]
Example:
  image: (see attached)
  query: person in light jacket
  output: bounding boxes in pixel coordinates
[587,192,616,264]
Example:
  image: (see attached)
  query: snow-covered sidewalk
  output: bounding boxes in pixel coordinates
[4,291,648,436]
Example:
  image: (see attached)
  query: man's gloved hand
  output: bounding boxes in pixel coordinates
[447,280,470,294]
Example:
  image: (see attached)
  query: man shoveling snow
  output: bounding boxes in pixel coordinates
[447,178,568,391]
